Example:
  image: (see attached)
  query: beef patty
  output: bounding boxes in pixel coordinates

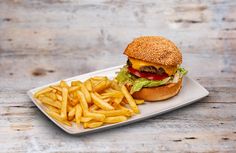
[127,59,166,75]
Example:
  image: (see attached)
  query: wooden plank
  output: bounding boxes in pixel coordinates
[0,0,236,55]
[1,100,236,123]
[0,53,235,94]
[0,102,235,152]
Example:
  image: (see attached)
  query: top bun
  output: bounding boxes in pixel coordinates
[124,36,182,66]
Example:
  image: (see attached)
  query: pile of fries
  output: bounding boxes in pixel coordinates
[34,76,144,128]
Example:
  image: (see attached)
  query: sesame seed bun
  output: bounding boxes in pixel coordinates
[131,79,182,101]
[124,36,182,66]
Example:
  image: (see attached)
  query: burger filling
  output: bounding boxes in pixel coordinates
[116,58,187,94]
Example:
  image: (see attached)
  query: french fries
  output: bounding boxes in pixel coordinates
[77,91,88,112]
[84,111,105,121]
[69,86,80,93]
[38,96,61,109]
[84,121,103,129]
[84,79,92,91]
[121,85,140,114]
[47,110,72,126]
[93,80,107,92]
[34,76,145,129]
[104,116,127,124]
[75,104,82,126]
[46,105,61,114]
[60,80,69,88]
[61,87,68,120]
[34,87,53,98]
[80,84,92,103]
[81,117,92,122]
[89,104,99,111]
[91,93,114,110]
[68,106,76,121]
[93,109,132,117]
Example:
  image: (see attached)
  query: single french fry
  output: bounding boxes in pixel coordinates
[75,104,82,126]
[77,91,88,112]
[80,117,92,122]
[89,104,99,111]
[68,86,80,93]
[101,91,123,99]
[61,87,68,120]
[93,80,107,93]
[93,109,132,117]
[121,85,140,114]
[46,105,61,114]
[71,80,82,86]
[83,121,103,129]
[34,87,53,98]
[91,76,107,81]
[103,98,110,103]
[135,99,145,105]
[104,116,127,124]
[94,92,103,99]
[60,80,69,88]
[46,110,71,126]
[81,84,91,103]
[99,95,108,99]
[84,79,92,91]
[38,96,61,109]
[50,86,62,92]
[68,107,76,121]
[84,111,105,121]
[91,93,114,110]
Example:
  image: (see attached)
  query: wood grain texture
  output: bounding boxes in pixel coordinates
[0,0,236,152]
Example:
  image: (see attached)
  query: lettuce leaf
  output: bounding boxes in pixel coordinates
[178,67,188,75]
[115,66,136,85]
[115,66,187,94]
[130,77,171,94]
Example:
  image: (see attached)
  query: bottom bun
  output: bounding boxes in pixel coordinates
[131,79,182,101]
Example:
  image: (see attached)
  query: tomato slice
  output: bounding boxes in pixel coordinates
[128,66,169,80]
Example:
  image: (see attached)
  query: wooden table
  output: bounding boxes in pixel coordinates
[0,0,235,152]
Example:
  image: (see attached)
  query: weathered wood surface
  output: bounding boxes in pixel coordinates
[0,0,236,152]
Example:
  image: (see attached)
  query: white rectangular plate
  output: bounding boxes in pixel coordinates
[27,65,209,135]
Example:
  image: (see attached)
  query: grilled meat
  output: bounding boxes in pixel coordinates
[139,66,165,75]
[127,59,166,75]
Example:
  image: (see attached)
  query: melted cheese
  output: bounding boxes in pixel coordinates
[129,58,177,76]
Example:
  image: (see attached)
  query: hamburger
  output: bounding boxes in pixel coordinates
[116,36,187,101]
